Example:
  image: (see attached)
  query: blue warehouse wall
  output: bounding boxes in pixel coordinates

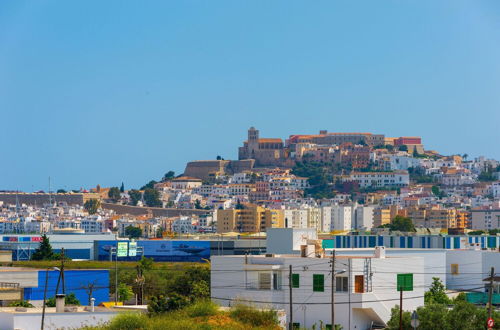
[24,270,109,305]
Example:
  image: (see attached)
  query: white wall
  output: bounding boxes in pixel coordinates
[211,254,425,329]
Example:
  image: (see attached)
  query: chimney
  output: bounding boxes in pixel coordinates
[55,294,65,313]
[374,246,386,258]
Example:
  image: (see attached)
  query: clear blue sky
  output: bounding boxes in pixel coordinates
[1,1,500,192]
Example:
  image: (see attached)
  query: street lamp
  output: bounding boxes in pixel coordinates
[41,267,60,330]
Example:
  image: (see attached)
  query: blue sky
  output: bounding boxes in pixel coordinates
[1,1,500,191]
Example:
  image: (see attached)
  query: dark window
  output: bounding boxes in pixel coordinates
[313,274,324,292]
[292,273,300,288]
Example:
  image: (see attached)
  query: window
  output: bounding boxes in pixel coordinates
[292,323,300,329]
[292,273,300,288]
[336,277,348,292]
[273,271,282,290]
[451,264,459,275]
[259,272,272,290]
[313,274,324,292]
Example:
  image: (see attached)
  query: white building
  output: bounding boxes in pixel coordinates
[331,205,352,231]
[283,209,309,229]
[343,171,409,188]
[353,205,375,230]
[211,247,425,329]
[81,216,105,233]
[446,250,500,291]
[386,155,422,171]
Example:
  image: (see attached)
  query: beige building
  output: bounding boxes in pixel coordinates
[373,205,399,228]
[406,206,457,229]
[217,204,284,233]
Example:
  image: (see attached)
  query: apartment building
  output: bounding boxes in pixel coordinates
[342,171,409,188]
[216,204,284,233]
[330,205,352,231]
[471,208,500,230]
[406,206,457,229]
[353,205,375,230]
[373,205,399,227]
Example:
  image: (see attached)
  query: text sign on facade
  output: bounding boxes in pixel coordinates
[397,273,413,291]
[129,241,137,257]
[117,242,128,257]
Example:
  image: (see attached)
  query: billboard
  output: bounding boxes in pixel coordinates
[140,241,210,262]
[129,241,137,257]
[95,240,210,262]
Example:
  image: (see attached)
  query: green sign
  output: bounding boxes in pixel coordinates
[397,273,413,291]
[129,241,137,257]
[117,242,128,257]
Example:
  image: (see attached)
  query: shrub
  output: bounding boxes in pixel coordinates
[106,313,145,330]
[230,304,278,327]
[8,300,34,308]
[46,292,81,307]
[148,293,190,316]
[185,300,218,318]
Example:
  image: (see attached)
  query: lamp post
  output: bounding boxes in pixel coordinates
[41,267,60,330]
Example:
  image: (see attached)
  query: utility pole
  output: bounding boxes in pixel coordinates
[115,245,118,306]
[399,286,403,330]
[488,267,495,322]
[331,250,335,330]
[289,264,293,330]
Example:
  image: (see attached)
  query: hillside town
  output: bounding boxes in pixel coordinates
[0,128,499,329]
[2,128,499,237]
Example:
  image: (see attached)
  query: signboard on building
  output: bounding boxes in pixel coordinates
[117,242,128,257]
[95,240,210,262]
[397,273,413,291]
[129,241,137,257]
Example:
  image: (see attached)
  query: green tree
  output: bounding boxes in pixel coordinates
[108,187,121,202]
[389,215,416,232]
[84,199,101,215]
[148,293,189,315]
[125,226,142,239]
[31,234,57,260]
[120,182,125,193]
[194,199,202,209]
[424,277,451,305]
[167,266,210,301]
[163,171,175,181]
[446,301,482,330]
[56,189,66,193]
[235,200,245,210]
[141,180,158,190]
[416,303,449,330]
[386,305,412,330]
[143,188,162,207]
[398,145,408,152]
[117,283,133,302]
[138,256,154,272]
[468,230,485,235]
[128,189,142,206]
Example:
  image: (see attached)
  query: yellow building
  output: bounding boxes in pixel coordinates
[217,204,284,233]
[373,205,399,227]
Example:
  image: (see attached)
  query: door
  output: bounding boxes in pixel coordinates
[355,275,364,293]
